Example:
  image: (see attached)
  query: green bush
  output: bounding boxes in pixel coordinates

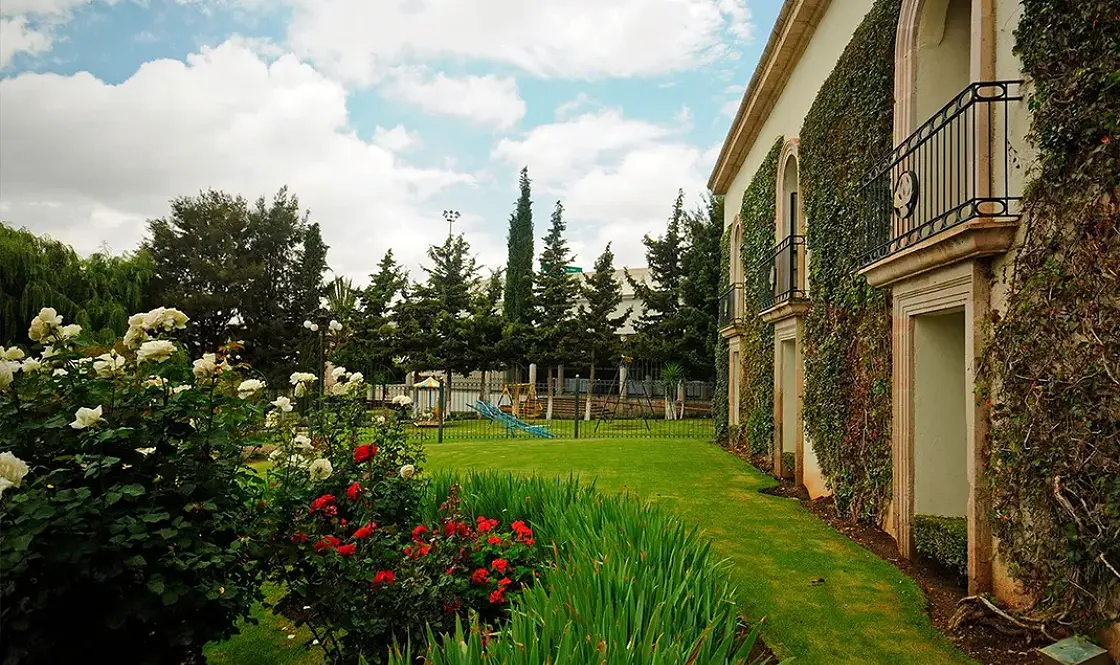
[0,307,270,665]
[912,515,968,577]
[389,474,768,665]
[781,452,796,480]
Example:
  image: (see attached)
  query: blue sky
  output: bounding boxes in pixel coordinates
[0,0,779,282]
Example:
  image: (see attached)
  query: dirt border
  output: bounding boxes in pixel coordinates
[732,447,1044,665]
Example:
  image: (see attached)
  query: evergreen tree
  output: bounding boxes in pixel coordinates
[465,270,506,402]
[533,201,580,414]
[502,167,534,325]
[333,250,408,385]
[677,194,725,381]
[626,189,687,365]
[577,243,631,416]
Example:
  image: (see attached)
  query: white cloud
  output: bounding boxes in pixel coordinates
[554,92,593,120]
[381,68,526,130]
[286,0,754,84]
[492,108,719,268]
[0,16,52,68]
[373,124,421,153]
[0,40,475,280]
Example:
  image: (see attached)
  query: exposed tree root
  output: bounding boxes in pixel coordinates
[949,596,1060,643]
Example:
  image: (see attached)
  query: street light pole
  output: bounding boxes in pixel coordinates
[442,209,460,241]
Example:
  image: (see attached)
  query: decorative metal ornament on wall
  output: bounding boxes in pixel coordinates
[893,170,918,219]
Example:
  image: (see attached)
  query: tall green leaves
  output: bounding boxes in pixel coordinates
[0,224,154,345]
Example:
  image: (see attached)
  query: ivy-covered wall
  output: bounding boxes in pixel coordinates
[980,0,1119,628]
[736,138,784,455]
[714,228,731,443]
[798,0,899,521]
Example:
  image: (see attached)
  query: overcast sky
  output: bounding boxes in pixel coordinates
[0,0,777,283]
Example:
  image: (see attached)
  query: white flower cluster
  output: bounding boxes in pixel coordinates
[391,394,413,407]
[124,307,188,351]
[289,372,317,397]
[28,307,81,344]
[269,432,322,478]
[0,451,30,496]
[327,366,364,396]
[93,351,127,378]
[237,379,266,399]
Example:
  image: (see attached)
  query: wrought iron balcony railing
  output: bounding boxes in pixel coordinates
[718,283,743,330]
[860,80,1023,267]
[758,235,807,313]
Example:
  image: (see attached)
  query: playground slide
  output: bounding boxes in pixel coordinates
[469,400,558,439]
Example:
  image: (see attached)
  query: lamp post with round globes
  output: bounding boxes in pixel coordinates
[302,313,343,395]
[442,209,460,241]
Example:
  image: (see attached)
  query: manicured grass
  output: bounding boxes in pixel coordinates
[423,438,975,665]
[212,436,974,665]
[203,584,320,665]
[406,416,713,443]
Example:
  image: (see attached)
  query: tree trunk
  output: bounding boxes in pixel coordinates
[545,366,554,421]
[676,380,686,419]
[585,361,595,421]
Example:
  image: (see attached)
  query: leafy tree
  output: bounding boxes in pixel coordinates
[465,270,506,402]
[676,194,725,381]
[333,251,408,386]
[144,188,322,383]
[626,189,687,366]
[533,201,580,410]
[502,167,534,325]
[0,224,155,345]
[576,243,630,417]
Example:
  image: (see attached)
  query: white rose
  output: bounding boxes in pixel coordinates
[237,379,266,398]
[20,358,41,374]
[328,320,342,332]
[264,411,279,428]
[143,376,168,389]
[28,307,63,342]
[93,351,127,378]
[70,405,103,429]
[0,452,30,491]
[137,340,176,363]
[136,447,156,456]
[330,366,348,379]
[0,361,12,390]
[171,385,191,395]
[294,382,309,398]
[392,395,413,407]
[375,415,386,424]
[59,323,82,340]
[192,353,218,379]
[329,381,348,396]
[399,464,416,480]
[0,477,14,496]
[308,458,333,481]
[123,324,146,350]
[271,396,293,413]
[52,368,68,377]
[347,372,364,386]
[42,345,60,358]
[2,347,25,362]
[289,372,317,385]
[293,434,313,453]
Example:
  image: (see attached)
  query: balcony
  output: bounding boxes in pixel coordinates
[718,283,744,335]
[858,81,1023,287]
[759,235,809,322]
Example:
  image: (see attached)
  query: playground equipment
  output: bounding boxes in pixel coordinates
[594,357,657,433]
[496,382,543,419]
[413,376,441,427]
[469,400,557,439]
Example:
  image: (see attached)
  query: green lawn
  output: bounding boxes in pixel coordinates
[211,436,974,665]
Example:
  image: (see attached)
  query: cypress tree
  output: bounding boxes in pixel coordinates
[502,167,534,325]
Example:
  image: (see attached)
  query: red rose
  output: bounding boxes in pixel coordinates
[487,535,501,546]
[403,545,414,557]
[346,482,362,501]
[337,543,357,557]
[445,566,455,576]
[372,570,395,586]
[290,532,308,543]
[353,444,376,463]
[313,536,340,554]
[491,558,508,574]
[471,568,489,585]
[475,516,498,533]
[443,598,462,613]
[489,589,505,604]
[352,522,376,539]
[309,494,337,514]
[523,538,535,547]
[412,525,429,542]
[497,577,511,589]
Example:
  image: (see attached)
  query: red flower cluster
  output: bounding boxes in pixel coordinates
[489,577,513,604]
[346,482,362,501]
[337,543,357,557]
[353,444,377,463]
[470,568,489,585]
[309,494,337,517]
[443,520,472,538]
[491,558,507,574]
[372,570,395,587]
[475,516,499,533]
[403,543,432,559]
[290,532,309,543]
[487,535,502,546]
[510,520,534,547]
[352,522,377,540]
[314,536,341,554]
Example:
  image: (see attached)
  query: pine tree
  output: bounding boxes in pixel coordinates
[626,189,687,365]
[332,250,407,384]
[502,167,534,325]
[533,201,580,415]
[677,194,725,381]
[577,243,631,417]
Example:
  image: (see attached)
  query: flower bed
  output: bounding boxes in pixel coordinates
[387,474,768,665]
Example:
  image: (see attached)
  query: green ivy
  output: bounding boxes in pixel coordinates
[979,0,1119,628]
[912,516,968,577]
[713,227,731,442]
[737,138,784,456]
[798,0,899,521]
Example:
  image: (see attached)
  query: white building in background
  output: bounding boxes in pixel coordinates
[573,266,649,338]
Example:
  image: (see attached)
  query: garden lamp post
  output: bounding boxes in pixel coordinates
[303,313,342,395]
[442,209,460,240]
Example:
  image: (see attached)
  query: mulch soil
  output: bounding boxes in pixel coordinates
[732,443,1044,665]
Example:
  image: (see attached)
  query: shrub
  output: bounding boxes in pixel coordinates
[0,307,271,665]
[781,452,796,479]
[390,474,768,665]
[263,408,541,664]
[912,515,968,578]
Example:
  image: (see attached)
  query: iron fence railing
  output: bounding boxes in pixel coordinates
[758,234,807,312]
[718,283,743,330]
[860,80,1023,266]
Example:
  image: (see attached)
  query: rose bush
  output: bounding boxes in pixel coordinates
[0,307,272,665]
[262,408,542,664]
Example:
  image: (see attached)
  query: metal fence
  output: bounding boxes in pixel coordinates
[365,378,714,443]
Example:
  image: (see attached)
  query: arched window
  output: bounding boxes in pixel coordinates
[730,219,744,285]
[774,140,806,299]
